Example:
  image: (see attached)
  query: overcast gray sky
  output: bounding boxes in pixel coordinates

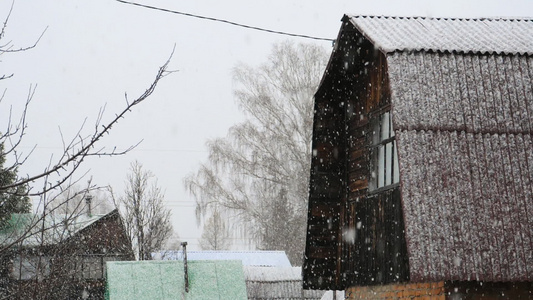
[1,0,532,250]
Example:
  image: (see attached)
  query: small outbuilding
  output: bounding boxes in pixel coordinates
[244,266,324,300]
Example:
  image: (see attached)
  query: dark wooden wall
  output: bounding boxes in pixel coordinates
[304,21,409,290]
[303,69,347,290]
[343,37,409,287]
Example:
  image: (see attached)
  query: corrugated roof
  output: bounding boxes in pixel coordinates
[155,250,292,267]
[387,51,533,282]
[388,52,533,133]
[347,15,533,55]
[0,211,107,247]
[244,266,302,281]
[244,266,324,300]
[105,260,248,300]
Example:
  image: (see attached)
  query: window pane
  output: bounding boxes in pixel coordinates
[83,257,103,279]
[370,148,378,190]
[369,112,398,192]
[371,117,380,145]
[378,145,385,188]
[381,112,390,140]
[385,142,393,186]
[11,255,50,280]
[11,255,32,280]
[393,141,400,183]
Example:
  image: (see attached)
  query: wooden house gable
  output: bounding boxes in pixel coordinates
[304,15,533,290]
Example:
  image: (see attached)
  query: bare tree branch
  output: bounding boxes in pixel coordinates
[0,54,173,196]
[0,8,174,298]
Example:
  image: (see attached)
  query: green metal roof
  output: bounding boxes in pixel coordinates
[105,260,247,300]
[0,212,108,247]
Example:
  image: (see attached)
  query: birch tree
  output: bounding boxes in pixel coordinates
[199,209,231,250]
[185,41,328,265]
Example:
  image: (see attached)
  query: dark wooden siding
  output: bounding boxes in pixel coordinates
[348,189,409,285]
[304,22,409,290]
[343,43,409,287]
[303,75,347,290]
[303,25,357,290]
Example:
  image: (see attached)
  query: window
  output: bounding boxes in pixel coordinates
[82,256,102,279]
[11,255,50,281]
[76,255,127,279]
[369,112,399,191]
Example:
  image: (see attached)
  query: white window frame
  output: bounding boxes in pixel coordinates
[369,111,399,191]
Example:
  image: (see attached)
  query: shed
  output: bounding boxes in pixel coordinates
[303,15,533,299]
[105,260,248,300]
[244,266,324,300]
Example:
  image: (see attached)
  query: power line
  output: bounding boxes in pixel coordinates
[115,0,335,42]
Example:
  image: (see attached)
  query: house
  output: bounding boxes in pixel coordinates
[303,15,533,299]
[244,266,324,300]
[0,209,133,299]
[155,250,292,267]
[105,260,248,300]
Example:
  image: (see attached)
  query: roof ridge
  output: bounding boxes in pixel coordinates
[347,14,533,22]
[345,15,533,55]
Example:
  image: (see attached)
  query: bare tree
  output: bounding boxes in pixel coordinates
[0,2,173,248]
[0,55,172,252]
[185,41,328,265]
[0,5,173,298]
[199,209,231,250]
[113,161,173,260]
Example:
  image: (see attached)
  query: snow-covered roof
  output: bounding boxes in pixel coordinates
[244,266,324,300]
[156,250,292,267]
[0,211,111,247]
[346,15,533,55]
[244,266,302,281]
